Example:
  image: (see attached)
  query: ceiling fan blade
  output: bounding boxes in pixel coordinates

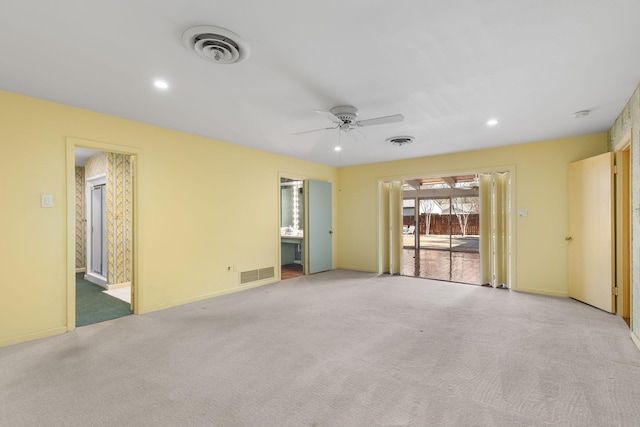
[293,125,337,135]
[355,113,404,127]
[316,110,343,125]
[345,128,365,141]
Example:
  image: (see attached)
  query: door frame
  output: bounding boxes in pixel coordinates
[377,165,516,287]
[66,137,142,331]
[614,132,632,324]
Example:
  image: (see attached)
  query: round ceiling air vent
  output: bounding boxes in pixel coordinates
[387,136,415,147]
[572,110,591,118]
[182,25,250,64]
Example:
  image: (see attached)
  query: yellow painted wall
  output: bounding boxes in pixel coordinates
[337,134,607,296]
[0,90,337,347]
[0,87,610,347]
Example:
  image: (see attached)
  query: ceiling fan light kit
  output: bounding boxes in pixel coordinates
[182,25,250,64]
[328,105,358,128]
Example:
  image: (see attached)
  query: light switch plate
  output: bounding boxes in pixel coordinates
[41,194,53,208]
[517,208,528,217]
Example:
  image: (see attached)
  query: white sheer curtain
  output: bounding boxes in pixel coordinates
[479,172,511,288]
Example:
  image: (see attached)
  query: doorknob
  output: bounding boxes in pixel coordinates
[565,236,572,241]
[329,230,333,234]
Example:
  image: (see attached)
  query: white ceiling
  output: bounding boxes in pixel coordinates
[2,0,639,167]
[75,147,101,167]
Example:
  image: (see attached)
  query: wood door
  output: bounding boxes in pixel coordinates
[308,180,332,274]
[567,152,614,313]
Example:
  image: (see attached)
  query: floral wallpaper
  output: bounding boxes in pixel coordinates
[75,166,86,270]
[84,151,108,179]
[106,152,132,285]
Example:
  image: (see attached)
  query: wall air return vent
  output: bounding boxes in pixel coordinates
[182,25,250,64]
[240,270,259,284]
[240,266,275,285]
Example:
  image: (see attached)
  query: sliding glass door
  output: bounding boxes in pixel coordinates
[403,195,480,284]
[417,196,480,284]
[400,172,511,287]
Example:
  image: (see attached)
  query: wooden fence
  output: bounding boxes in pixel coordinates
[404,213,479,236]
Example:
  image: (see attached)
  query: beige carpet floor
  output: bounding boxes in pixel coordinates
[1,270,639,426]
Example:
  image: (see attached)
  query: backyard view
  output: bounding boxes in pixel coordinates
[402,176,481,284]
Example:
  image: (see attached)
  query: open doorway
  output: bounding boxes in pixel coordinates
[73,147,133,326]
[280,177,305,279]
[402,175,481,284]
[380,169,512,288]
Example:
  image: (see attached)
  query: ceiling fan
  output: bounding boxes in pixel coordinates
[295,105,404,135]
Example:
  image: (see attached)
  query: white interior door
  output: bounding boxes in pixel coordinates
[568,152,614,313]
[308,180,332,274]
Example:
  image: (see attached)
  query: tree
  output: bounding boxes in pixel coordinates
[419,199,443,235]
[451,196,479,236]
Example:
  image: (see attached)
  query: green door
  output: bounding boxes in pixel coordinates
[308,180,332,274]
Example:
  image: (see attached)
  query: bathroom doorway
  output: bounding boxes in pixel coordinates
[280,177,305,279]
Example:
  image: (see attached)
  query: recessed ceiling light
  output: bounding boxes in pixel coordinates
[486,119,499,126]
[334,146,342,152]
[572,110,590,118]
[154,80,169,90]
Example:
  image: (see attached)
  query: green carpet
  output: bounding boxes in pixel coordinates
[76,273,131,327]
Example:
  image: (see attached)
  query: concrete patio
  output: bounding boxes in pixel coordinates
[403,234,479,252]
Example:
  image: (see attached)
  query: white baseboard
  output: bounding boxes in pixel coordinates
[106,281,131,290]
[85,272,107,288]
[511,287,569,298]
[0,326,66,349]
